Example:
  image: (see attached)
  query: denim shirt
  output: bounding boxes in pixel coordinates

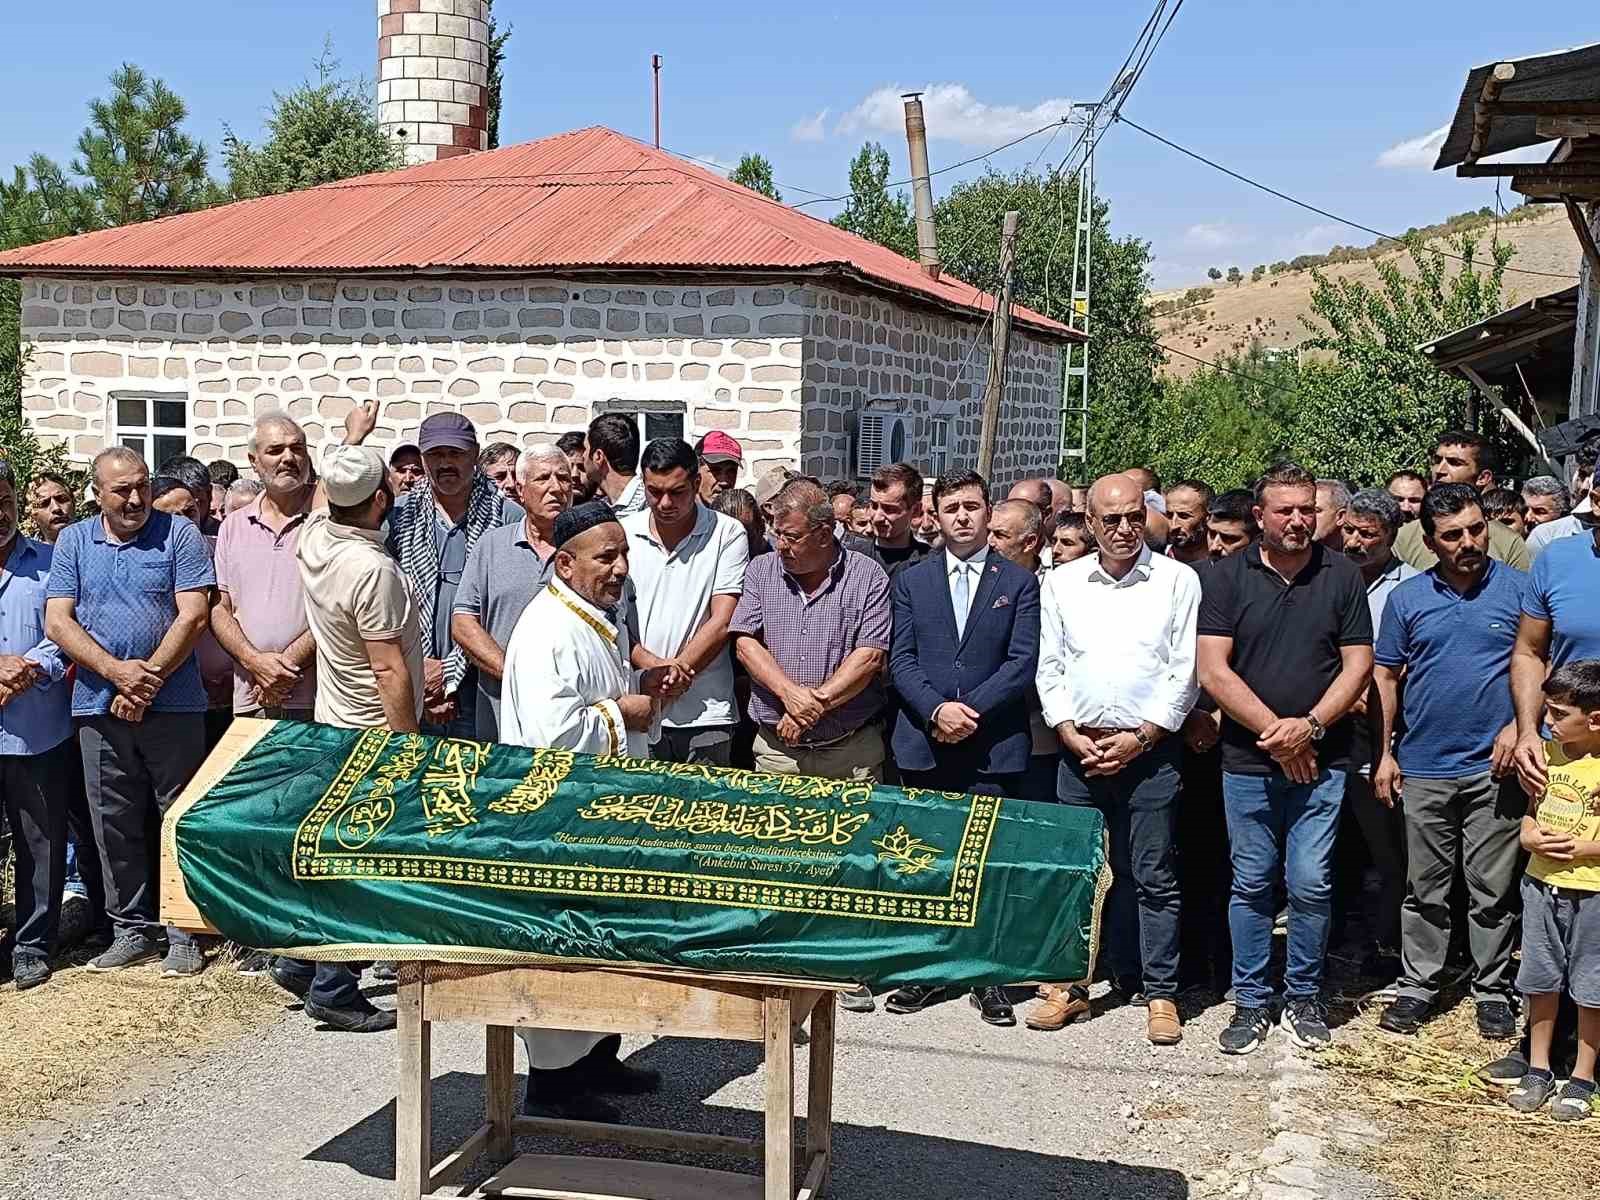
[0,536,72,755]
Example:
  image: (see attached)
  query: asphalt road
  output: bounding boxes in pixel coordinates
[0,978,1275,1199]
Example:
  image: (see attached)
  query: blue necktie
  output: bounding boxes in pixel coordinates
[953,563,971,640]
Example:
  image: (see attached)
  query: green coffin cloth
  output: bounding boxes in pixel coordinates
[170,721,1108,988]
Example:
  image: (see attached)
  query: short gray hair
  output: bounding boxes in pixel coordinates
[227,477,264,501]
[771,479,833,529]
[517,443,569,481]
[992,497,1043,540]
[0,459,15,490]
[1346,487,1401,535]
[1521,475,1570,514]
[92,446,146,483]
[247,412,306,455]
[1316,478,1352,510]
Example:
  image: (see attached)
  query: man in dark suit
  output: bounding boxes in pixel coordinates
[883,469,1041,1025]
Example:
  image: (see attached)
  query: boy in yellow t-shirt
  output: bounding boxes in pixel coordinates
[1512,661,1600,1121]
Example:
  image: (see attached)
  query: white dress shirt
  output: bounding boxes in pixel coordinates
[1037,545,1200,734]
[944,545,988,637]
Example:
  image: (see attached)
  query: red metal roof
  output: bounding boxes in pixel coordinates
[0,126,1074,339]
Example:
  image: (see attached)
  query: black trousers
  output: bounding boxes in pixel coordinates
[78,711,206,941]
[1177,746,1232,991]
[1,741,71,961]
[61,736,107,927]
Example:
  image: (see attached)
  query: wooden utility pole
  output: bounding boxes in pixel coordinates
[977,210,1020,479]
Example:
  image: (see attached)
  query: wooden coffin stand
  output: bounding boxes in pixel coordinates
[160,722,847,1200]
[400,961,844,1200]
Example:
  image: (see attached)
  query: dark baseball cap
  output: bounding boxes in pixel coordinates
[418,412,478,453]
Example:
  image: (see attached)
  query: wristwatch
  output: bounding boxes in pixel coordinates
[1133,727,1155,752]
[1305,714,1326,742]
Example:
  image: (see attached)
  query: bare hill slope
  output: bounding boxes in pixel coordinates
[1149,208,1581,378]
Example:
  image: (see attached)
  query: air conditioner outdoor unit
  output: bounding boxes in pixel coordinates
[856,411,912,476]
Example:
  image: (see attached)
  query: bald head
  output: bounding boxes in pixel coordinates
[1046,478,1071,513]
[1088,473,1144,514]
[1007,479,1053,512]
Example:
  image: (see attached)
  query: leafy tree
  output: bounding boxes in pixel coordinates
[830,142,917,259]
[729,153,781,202]
[1226,266,1243,286]
[1285,234,1513,483]
[1147,342,1299,489]
[67,63,217,227]
[1251,264,1266,282]
[485,0,511,150]
[1207,266,1222,282]
[933,167,1161,474]
[224,46,403,199]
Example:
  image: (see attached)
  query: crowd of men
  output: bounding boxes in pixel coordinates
[3,415,1599,1123]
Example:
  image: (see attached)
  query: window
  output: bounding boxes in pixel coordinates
[928,416,952,478]
[593,399,686,447]
[114,392,187,467]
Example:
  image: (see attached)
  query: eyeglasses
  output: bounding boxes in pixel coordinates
[772,525,823,547]
[1097,511,1146,529]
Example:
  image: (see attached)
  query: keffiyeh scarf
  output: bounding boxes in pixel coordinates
[389,470,505,696]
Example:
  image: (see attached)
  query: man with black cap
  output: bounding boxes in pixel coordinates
[273,424,424,1032]
[500,500,666,1121]
[382,410,522,738]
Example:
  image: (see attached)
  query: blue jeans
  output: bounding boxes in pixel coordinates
[1222,768,1346,1009]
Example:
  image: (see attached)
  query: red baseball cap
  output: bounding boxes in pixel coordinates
[699,431,743,465]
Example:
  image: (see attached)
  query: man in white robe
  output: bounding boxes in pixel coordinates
[499,501,665,1122]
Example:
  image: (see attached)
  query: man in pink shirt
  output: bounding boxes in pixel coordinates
[210,414,317,720]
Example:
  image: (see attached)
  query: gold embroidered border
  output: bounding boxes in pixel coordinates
[549,583,617,645]
[292,729,1003,928]
[590,701,621,756]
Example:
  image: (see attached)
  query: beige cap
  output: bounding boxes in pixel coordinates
[752,465,796,507]
[322,444,387,507]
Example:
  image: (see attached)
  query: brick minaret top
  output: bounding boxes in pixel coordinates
[377,0,490,165]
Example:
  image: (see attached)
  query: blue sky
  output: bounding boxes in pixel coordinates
[1,1,1587,287]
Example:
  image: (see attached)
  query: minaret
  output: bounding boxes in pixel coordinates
[376,0,490,165]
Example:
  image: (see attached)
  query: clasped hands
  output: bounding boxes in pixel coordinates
[1256,715,1318,784]
[104,657,163,724]
[0,654,42,707]
[1059,723,1146,778]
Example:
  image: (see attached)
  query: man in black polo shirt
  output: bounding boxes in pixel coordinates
[1197,462,1373,1055]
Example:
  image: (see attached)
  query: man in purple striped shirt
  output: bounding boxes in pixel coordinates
[730,479,891,779]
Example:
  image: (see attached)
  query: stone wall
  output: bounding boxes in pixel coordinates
[17,277,807,475]
[1572,204,1600,422]
[801,286,1061,488]
[377,0,490,164]
[18,275,1063,487]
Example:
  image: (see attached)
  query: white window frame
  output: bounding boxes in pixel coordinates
[111,390,189,467]
[928,416,952,478]
[593,398,686,447]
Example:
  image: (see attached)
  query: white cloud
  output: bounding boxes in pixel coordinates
[1181,222,1249,251]
[790,109,829,143]
[836,83,1075,148]
[1283,223,1345,254]
[1376,124,1448,170]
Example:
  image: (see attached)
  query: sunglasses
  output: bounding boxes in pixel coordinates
[1097,511,1146,530]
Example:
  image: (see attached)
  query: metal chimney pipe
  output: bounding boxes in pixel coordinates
[902,93,941,281]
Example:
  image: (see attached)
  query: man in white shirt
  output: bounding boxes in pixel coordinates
[1036,472,1201,1046]
[499,501,667,1121]
[622,438,749,765]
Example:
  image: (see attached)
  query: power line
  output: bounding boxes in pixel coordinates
[788,115,1075,211]
[1117,114,1580,282]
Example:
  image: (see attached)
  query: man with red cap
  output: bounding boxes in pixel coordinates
[695,432,742,505]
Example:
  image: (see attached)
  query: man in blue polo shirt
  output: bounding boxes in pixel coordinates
[44,447,214,977]
[1372,484,1526,1040]
[0,461,74,990]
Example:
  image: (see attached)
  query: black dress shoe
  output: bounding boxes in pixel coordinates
[1477,999,1518,1040]
[1377,995,1431,1035]
[884,984,947,1014]
[523,1089,621,1123]
[303,999,397,1033]
[584,1054,661,1096]
[969,986,1016,1026]
[269,963,311,1000]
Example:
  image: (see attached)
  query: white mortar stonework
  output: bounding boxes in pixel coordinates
[17,276,1063,485]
